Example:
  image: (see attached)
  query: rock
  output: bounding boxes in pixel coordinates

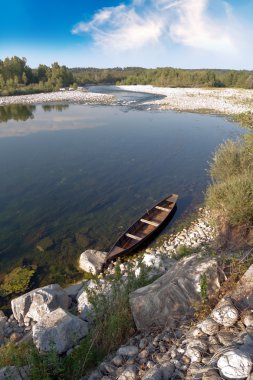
[217,349,252,379]
[9,332,23,343]
[118,366,137,380]
[142,366,162,380]
[217,331,237,346]
[11,284,70,326]
[87,370,101,380]
[160,362,175,380]
[64,282,86,299]
[32,307,88,354]
[111,355,124,366]
[202,369,222,380]
[0,366,29,380]
[79,250,108,275]
[186,347,202,363]
[200,317,219,335]
[130,254,220,330]
[76,281,97,321]
[117,345,139,357]
[212,299,239,327]
[242,311,253,327]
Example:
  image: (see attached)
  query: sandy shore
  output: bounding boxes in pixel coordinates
[0,90,115,106]
[118,85,253,114]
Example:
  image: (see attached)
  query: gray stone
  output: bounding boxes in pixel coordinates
[0,366,29,380]
[242,311,253,327]
[117,345,139,357]
[200,317,219,335]
[217,331,237,346]
[202,369,222,380]
[212,299,239,327]
[79,249,108,275]
[11,284,70,326]
[32,307,88,353]
[64,281,86,299]
[76,281,96,321]
[217,349,252,379]
[130,254,220,330]
[111,355,124,366]
[161,362,175,380]
[142,366,162,380]
[118,366,137,380]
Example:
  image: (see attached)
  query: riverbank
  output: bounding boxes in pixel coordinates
[117,85,253,115]
[0,90,115,106]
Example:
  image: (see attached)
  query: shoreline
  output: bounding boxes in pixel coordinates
[117,85,253,115]
[0,90,115,106]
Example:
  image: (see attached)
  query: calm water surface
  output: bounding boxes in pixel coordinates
[0,88,244,289]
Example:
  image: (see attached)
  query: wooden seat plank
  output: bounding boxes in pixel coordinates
[140,218,159,227]
[155,205,170,212]
[125,233,142,241]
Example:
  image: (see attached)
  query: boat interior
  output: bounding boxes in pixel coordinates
[110,196,177,255]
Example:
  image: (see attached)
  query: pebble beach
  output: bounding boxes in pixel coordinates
[118,85,253,114]
[0,90,115,106]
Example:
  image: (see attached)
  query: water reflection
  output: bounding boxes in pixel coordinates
[0,103,69,124]
[42,104,69,112]
[0,104,35,123]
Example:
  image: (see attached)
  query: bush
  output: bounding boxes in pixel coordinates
[206,172,253,225]
[206,133,253,229]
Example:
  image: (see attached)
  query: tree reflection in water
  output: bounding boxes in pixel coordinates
[0,103,69,123]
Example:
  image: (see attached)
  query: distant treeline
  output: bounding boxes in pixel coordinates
[1,56,253,97]
[72,67,253,89]
[0,56,74,96]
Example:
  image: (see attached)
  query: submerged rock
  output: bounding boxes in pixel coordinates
[32,307,88,354]
[79,250,108,275]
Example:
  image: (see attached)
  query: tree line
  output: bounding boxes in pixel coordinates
[1,56,253,97]
[0,56,74,96]
[73,67,253,88]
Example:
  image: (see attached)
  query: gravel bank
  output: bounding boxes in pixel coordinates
[0,90,115,106]
[118,85,253,114]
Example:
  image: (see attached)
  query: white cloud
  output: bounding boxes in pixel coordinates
[72,0,237,54]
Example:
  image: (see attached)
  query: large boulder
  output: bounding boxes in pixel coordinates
[130,254,220,330]
[32,307,88,354]
[11,284,70,326]
[79,250,108,275]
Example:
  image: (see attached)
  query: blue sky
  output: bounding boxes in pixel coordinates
[1,0,253,69]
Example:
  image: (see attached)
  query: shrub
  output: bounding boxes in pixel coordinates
[206,133,253,229]
[206,172,253,226]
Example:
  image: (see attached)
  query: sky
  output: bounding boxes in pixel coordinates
[1,0,253,69]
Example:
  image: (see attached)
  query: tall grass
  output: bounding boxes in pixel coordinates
[206,134,253,228]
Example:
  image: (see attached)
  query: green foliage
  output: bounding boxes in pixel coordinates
[0,56,74,96]
[206,173,253,225]
[175,245,195,259]
[0,266,36,296]
[206,134,253,227]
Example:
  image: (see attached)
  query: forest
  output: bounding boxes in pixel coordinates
[1,56,253,97]
[0,56,74,96]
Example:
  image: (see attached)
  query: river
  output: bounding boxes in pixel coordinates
[0,87,244,293]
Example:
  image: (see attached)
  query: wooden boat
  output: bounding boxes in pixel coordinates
[107,194,178,262]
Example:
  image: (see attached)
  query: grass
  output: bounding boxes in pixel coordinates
[206,134,253,231]
[0,261,152,379]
